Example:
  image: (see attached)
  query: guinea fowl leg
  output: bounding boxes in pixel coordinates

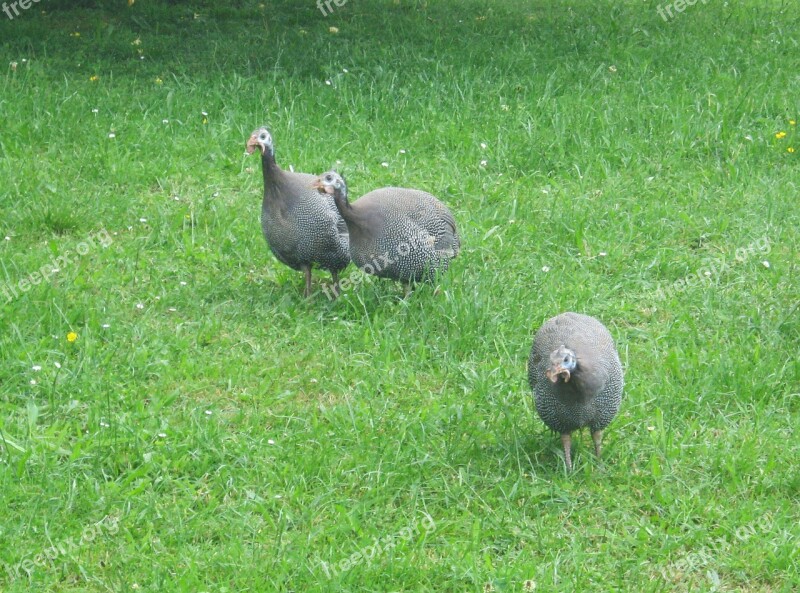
[330,270,340,300]
[303,266,312,298]
[561,433,573,471]
[591,429,604,459]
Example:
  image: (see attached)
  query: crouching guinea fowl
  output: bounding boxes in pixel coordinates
[528,312,624,470]
[246,127,349,297]
[311,171,459,288]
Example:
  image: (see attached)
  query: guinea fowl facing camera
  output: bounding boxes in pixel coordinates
[246,127,349,298]
[311,171,460,291]
[528,312,624,470]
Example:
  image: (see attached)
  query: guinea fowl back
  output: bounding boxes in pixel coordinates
[349,187,460,281]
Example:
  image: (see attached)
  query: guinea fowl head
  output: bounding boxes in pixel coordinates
[246,127,274,157]
[545,346,577,383]
[311,171,347,200]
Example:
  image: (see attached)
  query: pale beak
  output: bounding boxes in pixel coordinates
[245,135,262,155]
[545,365,571,383]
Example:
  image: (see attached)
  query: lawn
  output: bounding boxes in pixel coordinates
[0,0,798,591]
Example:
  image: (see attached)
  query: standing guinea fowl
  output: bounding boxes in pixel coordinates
[311,171,459,290]
[246,127,349,297]
[528,312,624,470]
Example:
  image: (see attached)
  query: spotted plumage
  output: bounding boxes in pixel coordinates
[312,171,459,287]
[528,312,624,470]
[246,127,349,297]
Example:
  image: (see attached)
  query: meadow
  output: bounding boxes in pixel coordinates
[0,0,798,591]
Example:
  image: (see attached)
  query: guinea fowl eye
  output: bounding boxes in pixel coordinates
[325,174,333,182]
[563,355,571,363]
[259,133,267,141]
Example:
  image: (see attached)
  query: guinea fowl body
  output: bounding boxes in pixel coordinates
[528,312,624,469]
[247,128,349,297]
[314,173,459,285]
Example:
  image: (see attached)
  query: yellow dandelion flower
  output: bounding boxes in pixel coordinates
[70,32,80,37]
[90,75,99,82]
[790,120,797,126]
[67,332,78,342]
[329,26,339,33]
[155,77,163,84]
[775,131,787,139]
[789,147,795,153]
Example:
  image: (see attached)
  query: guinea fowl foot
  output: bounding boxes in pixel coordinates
[592,429,604,458]
[561,433,573,471]
[330,271,341,300]
[303,266,312,298]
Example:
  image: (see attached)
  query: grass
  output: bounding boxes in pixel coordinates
[0,0,798,591]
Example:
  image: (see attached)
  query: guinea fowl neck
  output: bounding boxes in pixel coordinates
[260,150,280,193]
[332,188,356,221]
[556,366,598,403]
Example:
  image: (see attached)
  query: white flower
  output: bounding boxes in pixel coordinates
[480,142,487,149]
[342,68,349,73]
[136,303,144,309]
[4,236,10,241]
[108,133,116,138]
[102,323,110,328]
[205,410,212,415]
[162,119,169,124]
[325,80,332,86]
[30,379,37,385]
[139,218,147,223]
[201,111,208,117]
[158,433,167,438]
[54,362,62,369]
[32,365,41,371]
[480,160,488,167]
[500,104,509,111]
[168,307,177,312]
[179,281,187,286]
[762,261,770,268]
[541,266,550,272]
[598,252,607,257]
[399,149,406,154]
[267,439,275,445]
[91,108,99,114]
[100,421,110,428]
[381,162,389,167]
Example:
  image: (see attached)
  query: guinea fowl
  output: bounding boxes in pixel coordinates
[528,312,624,470]
[246,127,349,297]
[311,171,459,290]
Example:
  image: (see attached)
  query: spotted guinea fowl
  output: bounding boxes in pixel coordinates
[311,171,459,289]
[246,127,349,297]
[528,312,624,470]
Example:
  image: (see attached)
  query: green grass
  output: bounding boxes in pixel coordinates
[1,0,798,591]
